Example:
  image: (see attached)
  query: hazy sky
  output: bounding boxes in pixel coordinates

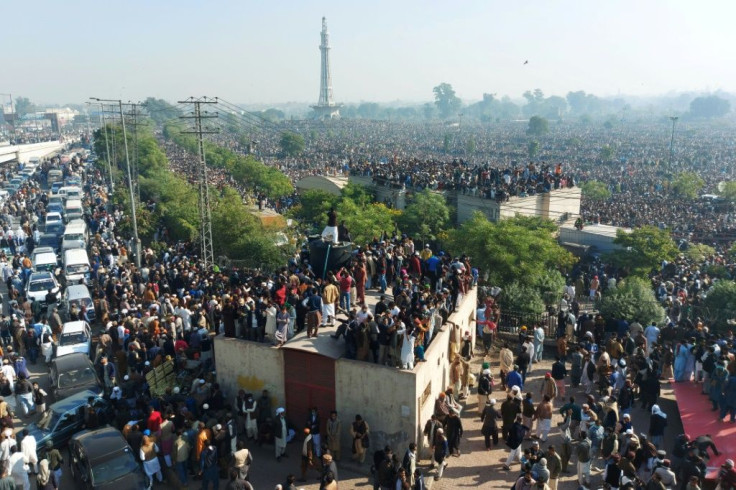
[3,0,736,106]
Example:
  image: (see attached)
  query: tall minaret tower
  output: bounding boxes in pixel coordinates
[312,17,342,119]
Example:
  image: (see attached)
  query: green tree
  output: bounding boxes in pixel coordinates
[599,144,615,161]
[499,282,546,316]
[466,134,477,155]
[702,280,736,331]
[398,189,450,243]
[279,131,305,156]
[230,233,292,271]
[287,189,339,226]
[446,212,576,288]
[13,97,35,118]
[526,116,549,137]
[684,243,715,263]
[528,140,540,159]
[606,226,679,276]
[596,277,665,325]
[719,181,736,202]
[341,182,374,207]
[261,108,285,123]
[338,200,397,246]
[689,95,731,118]
[670,171,704,199]
[433,83,462,119]
[143,97,182,124]
[210,186,261,256]
[581,180,611,201]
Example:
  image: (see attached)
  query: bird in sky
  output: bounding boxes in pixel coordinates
[523,60,528,65]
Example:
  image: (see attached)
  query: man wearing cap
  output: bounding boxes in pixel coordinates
[541,372,557,401]
[43,439,63,484]
[654,458,677,490]
[477,363,493,414]
[502,415,528,471]
[274,407,288,461]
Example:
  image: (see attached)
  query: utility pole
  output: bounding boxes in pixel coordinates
[669,116,678,168]
[125,102,143,202]
[91,97,140,268]
[179,97,219,269]
[97,103,114,196]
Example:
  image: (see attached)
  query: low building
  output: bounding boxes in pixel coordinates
[295,175,349,196]
[214,287,477,462]
[558,223,631,254]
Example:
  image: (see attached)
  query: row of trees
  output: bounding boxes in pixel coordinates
[162,122,293,199]
[93,125,291,269]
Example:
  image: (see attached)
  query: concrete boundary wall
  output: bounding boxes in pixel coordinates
[334,358,416,454]
[214,336,286,410]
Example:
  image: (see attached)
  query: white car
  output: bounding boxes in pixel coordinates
[56,321,92,358]
[45,212,63,227]
[24,271,60,303]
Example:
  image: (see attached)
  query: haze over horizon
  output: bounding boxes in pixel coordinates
[4,0,736,106]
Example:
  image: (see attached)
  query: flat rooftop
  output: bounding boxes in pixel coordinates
[559,223,631,238]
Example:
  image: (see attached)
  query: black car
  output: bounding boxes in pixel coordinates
[48,353,102,401]
[69,427,146,489]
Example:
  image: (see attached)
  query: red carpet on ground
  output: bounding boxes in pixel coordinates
[671,379,735,479]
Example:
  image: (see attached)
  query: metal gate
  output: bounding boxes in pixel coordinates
[283,350,336,438]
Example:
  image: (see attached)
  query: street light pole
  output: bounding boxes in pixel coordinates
[95,102,114,196]
[91,97,140,268]
[669,116,678,168]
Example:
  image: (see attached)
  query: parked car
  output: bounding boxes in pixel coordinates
[37,233,61,254]
[27,390,113,459]
[49,353,102,401]
[56,321,91,358]
[24,271,60,304]
[45,212,63,227]
[69,427,146,490]
[59,284,96,323]
[45,221,65,239]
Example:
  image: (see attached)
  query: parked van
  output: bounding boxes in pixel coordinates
[63,248,90,284]
[59,186,83,201]
[32,247,59,272]
[61,221,87,251]
[64,199,83,223]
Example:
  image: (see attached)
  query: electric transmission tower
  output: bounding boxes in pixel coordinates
[179,97,219,269]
